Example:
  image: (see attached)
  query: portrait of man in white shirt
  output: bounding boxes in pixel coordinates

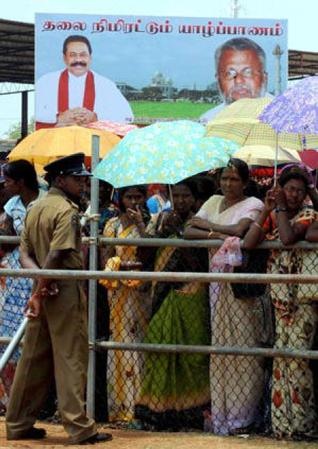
[36,35,134,129]
[200,37,270,124]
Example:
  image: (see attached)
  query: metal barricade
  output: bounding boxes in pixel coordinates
[1,236,318,435]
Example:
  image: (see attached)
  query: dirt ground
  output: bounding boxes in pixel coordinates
[0,418,317,449]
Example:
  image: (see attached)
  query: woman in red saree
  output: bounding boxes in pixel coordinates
[244,166,318,439]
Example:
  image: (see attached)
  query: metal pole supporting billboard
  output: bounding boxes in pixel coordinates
[273,44,284,96]
[87,135,100,418]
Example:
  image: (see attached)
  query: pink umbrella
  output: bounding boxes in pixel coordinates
[299,149,318,169]
[86,120,137,136]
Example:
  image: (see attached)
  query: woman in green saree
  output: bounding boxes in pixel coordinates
[136,181,210,430]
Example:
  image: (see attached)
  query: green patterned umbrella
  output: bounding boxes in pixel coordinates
[93,120,238,187]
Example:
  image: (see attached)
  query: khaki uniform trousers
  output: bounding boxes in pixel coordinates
[6,280,96,444]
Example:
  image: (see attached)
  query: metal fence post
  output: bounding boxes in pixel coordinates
[87,134,100,418]
[0,317,28,373]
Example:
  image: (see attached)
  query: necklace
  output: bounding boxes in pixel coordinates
[222,196,246,210]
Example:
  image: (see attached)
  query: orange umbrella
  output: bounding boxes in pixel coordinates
[8,125,120,172]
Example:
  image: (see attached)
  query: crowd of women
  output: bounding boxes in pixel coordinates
[1,156,318,441]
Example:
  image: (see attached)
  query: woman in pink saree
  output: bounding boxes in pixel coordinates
[184,159,265,435]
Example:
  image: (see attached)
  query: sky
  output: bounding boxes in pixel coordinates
[0,0,317,138]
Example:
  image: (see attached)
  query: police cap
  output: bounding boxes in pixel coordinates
[44,153,91,178]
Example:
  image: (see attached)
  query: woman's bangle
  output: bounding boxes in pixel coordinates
[208,230,214,239]
[32,292,42,298]
[252,221,263,231]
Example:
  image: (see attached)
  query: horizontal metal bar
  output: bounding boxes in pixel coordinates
[0,236,19,244]
[100,237,221,248]
[1,235,318,249]
[95,341,318,360]
[0,337,318,360]
[0,337,17,344]
[1,335,317,360]
[99,237,318,250]
[92,237,318,249]
[1,267,318,284]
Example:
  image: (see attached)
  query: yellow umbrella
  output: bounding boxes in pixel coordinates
[205,98,318,151]
[233,145,301,167]
[8,125,121,171]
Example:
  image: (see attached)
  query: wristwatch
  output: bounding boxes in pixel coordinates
[275,207,287,213]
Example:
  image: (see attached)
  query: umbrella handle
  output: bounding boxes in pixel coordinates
[273,134,279,187]
[168,184,174,209]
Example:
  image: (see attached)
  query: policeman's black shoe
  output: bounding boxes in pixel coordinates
[7,427,47,440]
[79,432,113,444]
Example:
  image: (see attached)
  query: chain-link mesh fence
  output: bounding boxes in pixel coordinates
[1,237,318,439]
[97,239,318,438]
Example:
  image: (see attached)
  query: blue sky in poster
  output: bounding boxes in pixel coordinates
[0,0,317,137]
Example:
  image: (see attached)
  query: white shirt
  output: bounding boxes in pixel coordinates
[36,70,134,124]
[199,92,273,124]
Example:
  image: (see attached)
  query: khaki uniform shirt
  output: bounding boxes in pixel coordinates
[20,187,82,269]
[6,186,97,443]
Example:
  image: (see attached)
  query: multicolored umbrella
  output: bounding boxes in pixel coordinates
[8,125,120,171]
[259,76,318,135]
[205,98,318,150]
[93,120,238,187]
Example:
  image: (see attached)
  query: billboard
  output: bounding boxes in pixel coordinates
[35,14,288,128]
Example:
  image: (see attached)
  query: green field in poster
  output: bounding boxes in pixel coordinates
[130,101,216,120]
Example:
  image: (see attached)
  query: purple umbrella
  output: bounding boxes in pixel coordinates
[259,76,318,135]
[258,76,318,184]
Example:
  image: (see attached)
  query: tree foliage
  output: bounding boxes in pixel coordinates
[6,117,35,139]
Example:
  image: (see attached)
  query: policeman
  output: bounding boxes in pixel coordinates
[6,153,112,445]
